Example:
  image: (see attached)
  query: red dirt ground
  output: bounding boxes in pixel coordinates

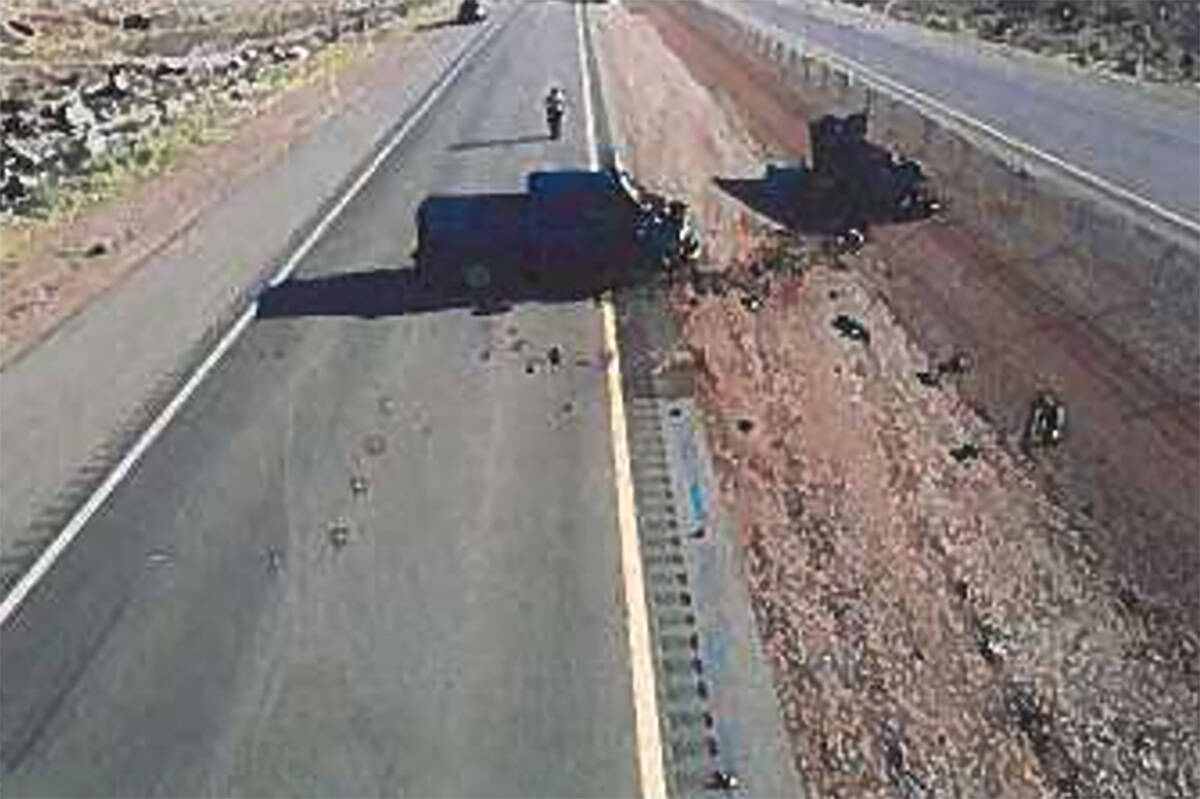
[599,1,1199,796]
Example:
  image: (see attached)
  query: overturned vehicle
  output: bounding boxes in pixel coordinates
[731,111,939,253]
[413,167,700,308]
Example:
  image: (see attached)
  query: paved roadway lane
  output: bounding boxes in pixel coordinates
[1,2,640,796]
[716,0,1200,224]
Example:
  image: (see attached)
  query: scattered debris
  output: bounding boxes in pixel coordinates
[704,770,741,790]
[916,350,972,387]
[831,314,870,344]
[328,522,351,549]
[561,401,573,415]
[350,475,368,497]
[84,242,108,257]
[265,546,284,573]
[949,443,981,462]
[378,396,395,416]
[547,345,562,368]
[146,549,172,564]
[736,418,754,434]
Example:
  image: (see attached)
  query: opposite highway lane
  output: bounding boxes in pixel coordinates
[1,2,641,796]
[716,0,1200,225]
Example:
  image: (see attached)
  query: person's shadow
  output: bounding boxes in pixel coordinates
[448,134,550,152]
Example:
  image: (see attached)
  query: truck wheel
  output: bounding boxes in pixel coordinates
[463,263,491,290]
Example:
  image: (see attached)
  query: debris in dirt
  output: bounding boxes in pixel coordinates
[740,293,764,312]
[510,338,527,353]
[949,443,981,462]
[7,20,34,38]
[350,475,368,497]
[1024,391,1067,450]
[690,527,706,539]
[736,418,754,434]
[547,346,562,368]
[831,314,870,344]
[363,433,387,456]
[561,401,573,415]
[574,356,591,368]
[916,351,973,387]
[265,546,284,574]
[378,396,395,416]
[146,549,172,564]
[524,361,537,375]
[84,242,108,258]
[704,770,741,790]
[328,522,350,549]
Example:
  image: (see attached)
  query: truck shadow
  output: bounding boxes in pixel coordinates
[258,170,667,319]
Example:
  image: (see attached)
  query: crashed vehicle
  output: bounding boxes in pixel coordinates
[807,112,940,228]
[1024,391,1067,450]
[414,167,699,306]
[457,0,486,23]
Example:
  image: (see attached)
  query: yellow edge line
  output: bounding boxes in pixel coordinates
[602,297,668,799]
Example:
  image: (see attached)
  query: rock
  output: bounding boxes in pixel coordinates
[0,97,31,114]
[121,13,152,31]
[0,173,33,208]
[2,112,35,139]
[63,95,97,132]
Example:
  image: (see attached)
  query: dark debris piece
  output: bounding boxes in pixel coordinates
[547,346,562,368]
[949,443,980,462]
[328,523,351,549]
[704,770,741,790]
[831,314,870,344]
[736,419,754,434]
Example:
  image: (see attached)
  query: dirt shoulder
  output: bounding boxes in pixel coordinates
[1,0,455,366]
[597,2,1198,796]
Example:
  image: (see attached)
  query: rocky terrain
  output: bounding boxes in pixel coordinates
[842,0,1199,84]
[1,1,416,216]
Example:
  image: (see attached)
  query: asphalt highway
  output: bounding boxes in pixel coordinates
[722,0,1200,225]
[1,2,642,796]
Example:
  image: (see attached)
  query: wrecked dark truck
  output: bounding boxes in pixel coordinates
[726,112,939,253]
[413,168,699,310]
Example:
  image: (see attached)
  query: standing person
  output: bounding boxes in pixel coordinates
[544,86,566,140]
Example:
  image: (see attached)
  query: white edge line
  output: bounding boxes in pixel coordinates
[576,3,600,172]
[721,1,1200,239]
[0,14,507,626]
[577,4,667,798]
